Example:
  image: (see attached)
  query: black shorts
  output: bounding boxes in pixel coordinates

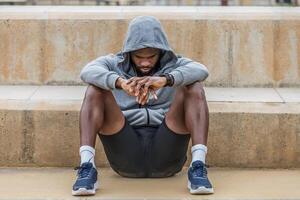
[98,119,190,178]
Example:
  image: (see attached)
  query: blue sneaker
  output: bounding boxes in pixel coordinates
[72,162,99,196]
[188,161,214,194]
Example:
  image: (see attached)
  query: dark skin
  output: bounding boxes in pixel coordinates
[80,48,209,148]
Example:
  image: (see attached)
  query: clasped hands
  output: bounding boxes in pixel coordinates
[116,76,167,105]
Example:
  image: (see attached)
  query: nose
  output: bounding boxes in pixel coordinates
[140,60,151,67]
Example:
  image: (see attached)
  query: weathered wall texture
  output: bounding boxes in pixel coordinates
[0,7,300,86]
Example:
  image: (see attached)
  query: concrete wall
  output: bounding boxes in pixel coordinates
[0,7,300,87]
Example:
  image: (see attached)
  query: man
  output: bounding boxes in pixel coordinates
[72,15,213,196]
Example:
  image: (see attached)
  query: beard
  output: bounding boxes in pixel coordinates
[130,51,162,77]
[132,60,160,77]
[135,66,156,76]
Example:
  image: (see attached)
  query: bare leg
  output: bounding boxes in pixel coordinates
[165,82,213,194]
[80,85,125,147]
[165,82,209,146]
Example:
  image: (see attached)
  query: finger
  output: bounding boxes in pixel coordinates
[135,82,143,96]
[136,87,146,105]
[127,77,137,84]
[124,87,136,97]
[126,79,133,84]
[127,85,135,94]
[138,88,145,104]
[128,80,139,94]
[127,78,137,86]
[141,91,149,105]
[135,77,149,86]
[143,82,152,96]
[128,77,140,82]
[137,93,145,104]
[135,78,150,95]
[127,77,141,84]
[150,89,158,100]
[123,83,137,96]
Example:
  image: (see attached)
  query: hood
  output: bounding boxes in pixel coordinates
[118,16,178,76]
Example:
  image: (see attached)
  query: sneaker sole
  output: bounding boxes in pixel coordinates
[188,180,214,194]
[72,181,99,196]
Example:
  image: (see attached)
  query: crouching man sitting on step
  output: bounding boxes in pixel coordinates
[72,15,213,196]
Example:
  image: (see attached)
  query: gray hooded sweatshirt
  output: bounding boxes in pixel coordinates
[80,16,209,127]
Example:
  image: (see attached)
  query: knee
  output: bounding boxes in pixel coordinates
[184,82,206,102]
[84,84,106,102]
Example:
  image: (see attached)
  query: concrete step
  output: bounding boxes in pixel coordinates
[0,6,300,86]
[0,167,300,199]
[0,85,300,168]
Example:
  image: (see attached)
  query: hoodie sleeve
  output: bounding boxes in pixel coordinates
[169,57,209,86]
[80,55,120,90]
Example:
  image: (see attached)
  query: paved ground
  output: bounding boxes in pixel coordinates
[0,167,300,199]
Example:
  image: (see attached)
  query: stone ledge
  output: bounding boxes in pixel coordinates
[0,85,299,100]
[0,86,299,168]
[1,85,300,104]
[1,6,300,20]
